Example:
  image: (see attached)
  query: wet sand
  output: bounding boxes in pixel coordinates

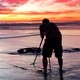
[0,52,80,80]
[0,29,80,80]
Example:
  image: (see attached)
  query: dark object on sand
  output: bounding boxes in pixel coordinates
[17,47,41,54]
[72,48,80,51]
[63,48,80,53]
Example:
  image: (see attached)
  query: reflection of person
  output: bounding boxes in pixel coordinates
[39,18,63,76]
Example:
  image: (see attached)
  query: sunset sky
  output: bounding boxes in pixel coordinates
[0,0,80,23]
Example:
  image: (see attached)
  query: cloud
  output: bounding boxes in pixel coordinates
[4,0,27,4]
[0,0,80,22]
[0,0,80,14]
[13,0,80,13]
[0,0,27,9]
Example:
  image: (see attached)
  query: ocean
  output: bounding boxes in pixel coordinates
[0,25,80,53]
[0,25,80,80]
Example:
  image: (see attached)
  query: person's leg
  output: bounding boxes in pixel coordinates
[42,56,48,74]
[57,57,63,72]
[57,57,64,80]
[42,39,52,76]
[54,42,63,72]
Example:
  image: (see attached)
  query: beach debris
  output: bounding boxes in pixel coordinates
[63,48,80,53]
[7,48,80,55]
[17,47,41,54]
[17,47,80,54]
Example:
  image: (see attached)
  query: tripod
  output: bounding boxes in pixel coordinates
[31,38,43,66]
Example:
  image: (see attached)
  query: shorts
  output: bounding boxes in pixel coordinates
[42,39,63,58]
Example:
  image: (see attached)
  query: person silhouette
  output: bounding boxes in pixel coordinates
[39,18,63,77]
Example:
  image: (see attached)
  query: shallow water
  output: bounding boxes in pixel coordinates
[0,29,80,80]
[0,29,80,52]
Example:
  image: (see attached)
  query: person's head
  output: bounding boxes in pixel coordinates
[42,18,49,23]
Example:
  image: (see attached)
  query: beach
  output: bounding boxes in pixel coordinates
[0,51,80,80]
[0,29,80,80]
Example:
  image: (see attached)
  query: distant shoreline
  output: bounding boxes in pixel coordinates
[0,26,80,30]
[0,21,80,30]
[0,21,80,26]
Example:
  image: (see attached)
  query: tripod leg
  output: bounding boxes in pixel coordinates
[31,39,43,66]
[48,58,52,72]
[32,53,38,66]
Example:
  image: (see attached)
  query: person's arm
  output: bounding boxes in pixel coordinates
[39,25,44,39]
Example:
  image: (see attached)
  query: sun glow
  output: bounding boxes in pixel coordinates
[13,3,38,13]
[0,0,80,23]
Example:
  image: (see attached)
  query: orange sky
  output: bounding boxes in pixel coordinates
[0,0,80,23]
